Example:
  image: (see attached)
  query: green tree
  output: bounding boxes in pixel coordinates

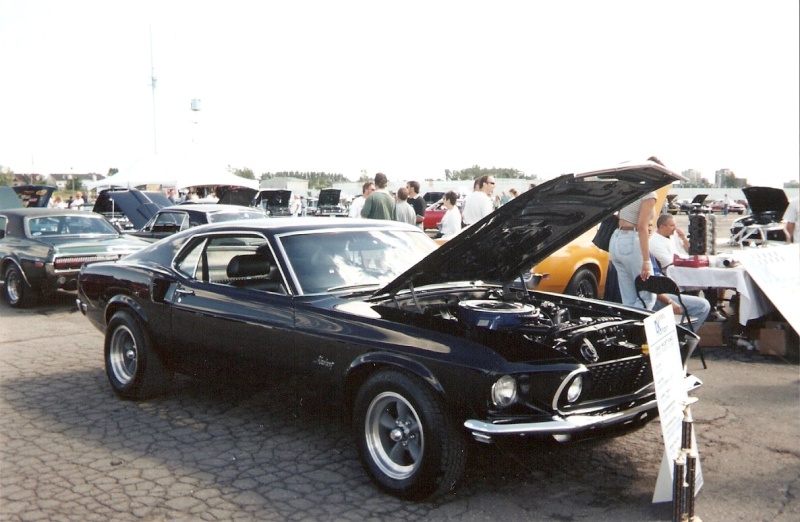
[107,168,119,177]
[228,166,256,179]
[445,165,536,181]
[0,165,14,186]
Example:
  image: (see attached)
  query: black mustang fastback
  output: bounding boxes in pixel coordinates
[77,164,699,500]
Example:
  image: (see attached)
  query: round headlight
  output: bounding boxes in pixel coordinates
[566,375,583,403]
[491,375,518,408]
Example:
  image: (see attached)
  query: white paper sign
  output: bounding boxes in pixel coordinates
[644,308,703,503]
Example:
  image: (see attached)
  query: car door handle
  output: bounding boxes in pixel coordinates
[175,288,195,297]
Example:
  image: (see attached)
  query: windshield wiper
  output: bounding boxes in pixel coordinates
[327,283,381,293]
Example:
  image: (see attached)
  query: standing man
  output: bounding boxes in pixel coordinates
[349,181,375,218]
[361,173,395,220]
[461,175,495,226]
[394,187,416,225]
[405,181,426,229]
[722,194,730,216]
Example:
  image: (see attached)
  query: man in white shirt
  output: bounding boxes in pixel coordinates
[461,175,495,226]
[649,214,711,328]
[649,214,683,273]
[785,197,799,243]
[349,181,375,218]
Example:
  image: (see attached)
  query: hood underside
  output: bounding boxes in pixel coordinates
[742,187,789,216]
[93,189,172,229]
[377,163,681,296]
[318,189,342,206]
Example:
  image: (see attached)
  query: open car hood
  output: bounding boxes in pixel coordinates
[691,194,708,204]
[217,187,258,207]
[318,188,341,206]
[376,163,682,296]
[93,189,172,229]
[742,187,789,217]
[13,185,55,208]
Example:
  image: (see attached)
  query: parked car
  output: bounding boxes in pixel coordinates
[3,185,56,208]
[665,194,680,215]
[730,186,790,244]
[530,227,609,298]
[709,200,746,214]
[128,204,268,242]
[92,188,173,231]
[314,188,348,217]
[1,208,148,307]
[253,189,292,217]
[679,194,711,214]
[77,164,699,500]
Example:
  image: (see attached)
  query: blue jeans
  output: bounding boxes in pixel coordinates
[609,228,656,308]
[653,293,711,331]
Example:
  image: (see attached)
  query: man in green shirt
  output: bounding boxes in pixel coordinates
[361,172,396,220]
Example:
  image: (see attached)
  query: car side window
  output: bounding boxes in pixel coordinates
[174,234,270,285]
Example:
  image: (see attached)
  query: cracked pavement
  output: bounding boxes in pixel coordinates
[1,291,798,522]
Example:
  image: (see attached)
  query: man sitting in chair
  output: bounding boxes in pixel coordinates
[647,215,710,329]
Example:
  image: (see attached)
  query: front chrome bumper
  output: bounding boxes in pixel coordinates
[464,399,658,443]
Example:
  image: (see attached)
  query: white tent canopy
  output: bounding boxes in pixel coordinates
[86,151,259,191]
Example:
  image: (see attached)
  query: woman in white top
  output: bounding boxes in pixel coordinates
[609,156,665,308]
[439,191,462,239]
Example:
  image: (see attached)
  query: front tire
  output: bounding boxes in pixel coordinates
[4,265,38,308]
[105,311,173,400]
[353,370,466,501]
[564,268,599,299]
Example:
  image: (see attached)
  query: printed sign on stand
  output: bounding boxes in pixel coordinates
[644,308,703,503]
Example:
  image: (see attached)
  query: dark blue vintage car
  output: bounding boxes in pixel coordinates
[0,208,149,307]
[76,164,699,500]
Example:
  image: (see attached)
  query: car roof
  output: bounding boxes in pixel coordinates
[0,207,99,218]
[161,203,262,213]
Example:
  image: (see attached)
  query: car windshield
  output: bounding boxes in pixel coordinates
[207,210,267,223]
[26,215,119,237]
[280,229,436,294]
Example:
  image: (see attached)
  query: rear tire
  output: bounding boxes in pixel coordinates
[4,265,38,308]
[105,311,173,400]
[564,268,599,299]
[353,370,466,500]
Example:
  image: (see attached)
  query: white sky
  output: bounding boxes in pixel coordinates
[1,0,798,187]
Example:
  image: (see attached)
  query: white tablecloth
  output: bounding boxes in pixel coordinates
[668,264,771,325]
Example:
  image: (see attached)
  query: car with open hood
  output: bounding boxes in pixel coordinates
[76,164,698,500]
[730,186,790,244]
[128,203,268,242]
[92,188,173,231]
[314,188,347,217]
[679,194,711,214]
[253,189,292,217]
[1,208,149,307]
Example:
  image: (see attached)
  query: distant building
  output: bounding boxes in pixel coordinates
[681,169,703,184]
[784,179,800,189]
[715,168,734,187]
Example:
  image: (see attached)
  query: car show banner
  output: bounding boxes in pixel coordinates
[644,308,703,504]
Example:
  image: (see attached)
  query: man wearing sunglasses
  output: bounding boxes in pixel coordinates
[461,175,495,226]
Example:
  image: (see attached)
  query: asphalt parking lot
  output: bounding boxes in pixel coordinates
[1,213,798,521]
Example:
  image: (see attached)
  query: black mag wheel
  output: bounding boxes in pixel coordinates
[564,268,598,299]
[105,310,172,400]
[353,370,466,501]
[4,265,37,308]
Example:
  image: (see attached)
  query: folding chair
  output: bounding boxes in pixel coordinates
[635,275,707,369]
